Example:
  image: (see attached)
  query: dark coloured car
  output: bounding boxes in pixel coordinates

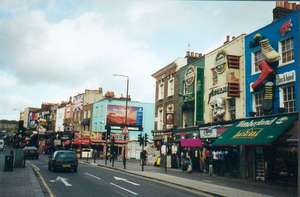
[48,150,78,172]
[23,146,39,159]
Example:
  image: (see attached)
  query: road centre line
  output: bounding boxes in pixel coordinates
[110,182,138,196]
[85,172,102,180]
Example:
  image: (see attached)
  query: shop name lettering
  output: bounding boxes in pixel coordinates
[236,118,277,127]
[233,128,262,139]
[209,86,227,97]
[276,71,295,85]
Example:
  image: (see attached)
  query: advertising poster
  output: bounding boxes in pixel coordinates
[106,105,143,126]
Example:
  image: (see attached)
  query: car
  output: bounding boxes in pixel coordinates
[48,150,78,172]
[0,139,4,152]
[23,146,39,159]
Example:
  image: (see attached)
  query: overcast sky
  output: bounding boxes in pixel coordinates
[0,0,275,120]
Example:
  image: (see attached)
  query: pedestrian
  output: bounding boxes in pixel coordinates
[93,149,97,163]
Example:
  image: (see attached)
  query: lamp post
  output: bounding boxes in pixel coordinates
[113,74,129,169]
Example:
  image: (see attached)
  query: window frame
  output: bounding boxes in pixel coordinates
[158,81,164,100]
[278,37,295,67]
[251,50,263,75]
[280,83,296,113]
[167,77,174,97]
[252,91,264,117]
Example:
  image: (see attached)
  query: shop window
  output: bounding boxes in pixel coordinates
[253,91,264,117]
[252,50,264,74]
[279,37,294,65]
[158,82,164,100]
[280,84,296,112]
[167,77,174,97]
[228,98,236,120]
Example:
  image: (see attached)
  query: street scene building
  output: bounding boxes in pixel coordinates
[1,1,300,197]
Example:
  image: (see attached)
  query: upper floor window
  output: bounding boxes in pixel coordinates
[280,84,296,113]
[157,107,164,130]
[279,38,294,65]
[158,82,164,100]
[253,91,264,117]
[167,78,174,97]
[252,50,264,74]
[228,98,236,120]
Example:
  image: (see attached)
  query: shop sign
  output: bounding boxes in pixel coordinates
[209,86,228,98]
[280,19,292,36]
[215,51,226,74]
[185,66,195,87]
[199,128,217,138]
[276,70,296,86]
[236,116,288,128]
[232,128,262,139]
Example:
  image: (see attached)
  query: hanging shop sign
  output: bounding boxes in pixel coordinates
[276,70,296,86]
[280,19,293,36]
[185,66,195,87]
[215,51,227,74]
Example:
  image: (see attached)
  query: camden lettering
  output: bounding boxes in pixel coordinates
[233,128,263,139]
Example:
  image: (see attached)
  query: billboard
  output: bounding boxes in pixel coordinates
[106,105,143,127]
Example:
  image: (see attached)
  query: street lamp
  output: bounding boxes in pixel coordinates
[113,74,129,169]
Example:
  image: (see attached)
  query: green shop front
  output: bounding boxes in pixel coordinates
[213,113,298,185]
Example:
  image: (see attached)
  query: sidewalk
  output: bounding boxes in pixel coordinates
[0,149,44,197]
[82,158,297,197]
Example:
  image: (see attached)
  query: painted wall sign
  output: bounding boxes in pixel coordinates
[215,51,226,74]
[276,70,296,86]
[280,19,293,36]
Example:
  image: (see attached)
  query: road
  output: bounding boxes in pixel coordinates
[31,155,208,197]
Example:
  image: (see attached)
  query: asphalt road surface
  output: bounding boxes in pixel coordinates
[31,155,209,197]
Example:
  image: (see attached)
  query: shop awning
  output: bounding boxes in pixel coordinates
[180,139,203,148]
[213,113,298,146]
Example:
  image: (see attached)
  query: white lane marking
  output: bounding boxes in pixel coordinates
[110,182,138,196]
[114,176,140,186]
[56,176,72,187]
[85,172,102,180]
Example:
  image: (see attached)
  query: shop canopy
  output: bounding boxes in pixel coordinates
[213,113,298,146]
[180,139,203,148]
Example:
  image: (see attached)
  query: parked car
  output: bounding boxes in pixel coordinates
[23,146,39,159]
[0,139,4,151]
[48,150,78,172]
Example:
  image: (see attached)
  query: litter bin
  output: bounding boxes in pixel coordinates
[4,155,14,171]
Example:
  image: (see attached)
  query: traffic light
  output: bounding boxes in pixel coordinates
[144,134,148,146]
[138,133,143,146]
[105,125,111,137]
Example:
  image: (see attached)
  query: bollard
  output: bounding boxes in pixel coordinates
[209,164,213,176]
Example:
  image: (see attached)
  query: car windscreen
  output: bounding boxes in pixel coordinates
[56,152,76,161]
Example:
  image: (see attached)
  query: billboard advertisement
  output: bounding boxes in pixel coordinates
[106,105,143,127]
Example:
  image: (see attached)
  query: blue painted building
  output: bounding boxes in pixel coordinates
[92,98,154,140]
[245,10,300,116]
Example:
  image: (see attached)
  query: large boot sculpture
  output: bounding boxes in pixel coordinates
[251,60,274,91]
[260,38,280,63]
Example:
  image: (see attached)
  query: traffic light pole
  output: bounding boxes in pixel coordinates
[141,140,145,171]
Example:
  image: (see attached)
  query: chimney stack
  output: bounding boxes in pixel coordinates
[224,35,230,44]
[273,1,300,21]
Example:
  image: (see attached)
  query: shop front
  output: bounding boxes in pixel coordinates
[213,113,298,184]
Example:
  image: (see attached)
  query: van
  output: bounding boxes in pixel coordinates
[0,139,4,151]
